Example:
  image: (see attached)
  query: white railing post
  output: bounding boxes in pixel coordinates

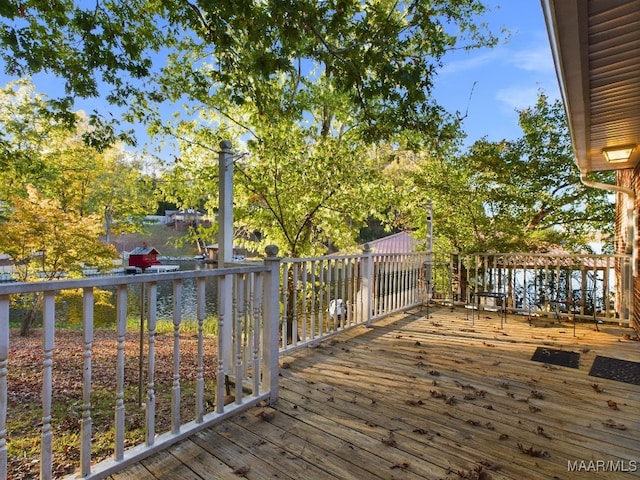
[262,245,280,403]
[360,244,373,326]
[219,140,234,374]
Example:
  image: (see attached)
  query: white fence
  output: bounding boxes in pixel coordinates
[0,247,631,479]
[0,252,281,480]
[278,248,430,351]
[427,252,632,324]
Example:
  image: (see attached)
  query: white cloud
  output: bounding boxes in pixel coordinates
[495,85,541,111]
[439,49,505,75]
[509,45,555,74]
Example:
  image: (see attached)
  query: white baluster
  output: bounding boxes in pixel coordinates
[172,280,182,434]
[145,282,157,446]
[234,275,244,404]
[196,278,205,422]
[80,287,94,477]
[114,286,127,461]
[252,274,263,396]
[40,292,55,480]
[216,275,227,414]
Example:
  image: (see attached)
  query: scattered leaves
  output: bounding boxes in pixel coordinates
[591,384,604,393]
[530,390,544,400]
[232,466,250,475]
[256,408,276,422]
[535,426,552,439]
[606,400,618,410]
[381,432,397,447]
[602,420,627,430]
[517,443,550,458]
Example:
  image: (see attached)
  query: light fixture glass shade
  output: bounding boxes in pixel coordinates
[602,144,636,163]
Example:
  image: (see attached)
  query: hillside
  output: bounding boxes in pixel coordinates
[115,224,201,258]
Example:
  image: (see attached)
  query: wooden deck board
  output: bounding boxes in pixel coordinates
[111,307,640,479]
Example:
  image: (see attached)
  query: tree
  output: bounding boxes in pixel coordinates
[407,92,615,253]
[0,186,117,334]
[0,80,159,334]
[144,1,500,256]
[0,79,158,238]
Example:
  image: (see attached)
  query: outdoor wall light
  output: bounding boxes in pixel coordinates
[602,144,636,163]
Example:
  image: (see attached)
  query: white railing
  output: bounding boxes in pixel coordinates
[0,249,281,480]
[278,247,430,351]
[0,246,631,479]
[427,252,632,324]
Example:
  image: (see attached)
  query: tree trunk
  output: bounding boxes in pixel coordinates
[20,293,43,336]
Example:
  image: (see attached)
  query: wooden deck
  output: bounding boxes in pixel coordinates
[110,306,640,480]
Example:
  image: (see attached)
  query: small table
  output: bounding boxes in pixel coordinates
[469,292,507,329]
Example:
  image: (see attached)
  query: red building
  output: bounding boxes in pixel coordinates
[128,245,161,271]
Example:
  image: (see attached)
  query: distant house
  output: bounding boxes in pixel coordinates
[128,245,161,271]
[165,209,210,231]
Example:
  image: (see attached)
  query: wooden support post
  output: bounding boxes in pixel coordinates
[262,245,281,404]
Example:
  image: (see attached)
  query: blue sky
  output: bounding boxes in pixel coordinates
[434,0,560,145]
[1,1,559,159]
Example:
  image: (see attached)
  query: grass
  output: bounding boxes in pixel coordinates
[114,223,201,258]
[7,327,221,479]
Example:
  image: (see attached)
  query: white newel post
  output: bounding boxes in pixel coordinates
[425,199,433,303]
[262,245,281,403]
[360,244,373,326]
[218,140,234,372]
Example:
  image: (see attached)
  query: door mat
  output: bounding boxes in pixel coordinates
[531,347,580,369]
[588,356,640,386]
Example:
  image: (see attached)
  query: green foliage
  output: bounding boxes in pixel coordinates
[143,1,500,257]
[406,92,615,253]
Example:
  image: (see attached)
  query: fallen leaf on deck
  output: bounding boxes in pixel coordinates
[607,400,618,410]
[256,408,276,422]
[536,426,552,439]
[517,443,550,458]
[381,432,397,447]
[591,384,604,393]
[602,420,626,430]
